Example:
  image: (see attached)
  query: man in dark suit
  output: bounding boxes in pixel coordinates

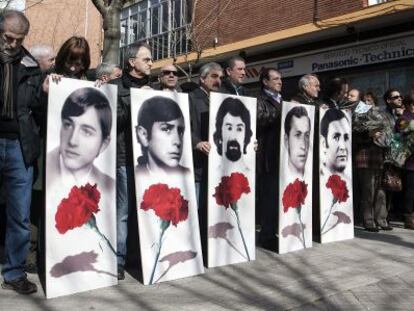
[220,56,248,96]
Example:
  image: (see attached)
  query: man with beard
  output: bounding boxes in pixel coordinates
[213,97,253,175]
[0,10,45,295]
[320,108,351,175]
[284,106,311,177]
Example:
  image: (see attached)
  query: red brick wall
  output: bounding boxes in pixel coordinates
[193,0,364,50]
[24,0,103,67]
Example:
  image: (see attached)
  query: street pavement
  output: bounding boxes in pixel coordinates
[0,224,413,311]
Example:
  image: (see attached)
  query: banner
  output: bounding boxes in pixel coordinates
[130,89,204,285]
[45,78,118,299]
[207,92,257,267]
[278,102,315,253]
[319,107,354,243]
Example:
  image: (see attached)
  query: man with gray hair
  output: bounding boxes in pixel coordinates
[292,74,321,106]
[96,62,122,82]
[29,44,55,71]
[189,62,223,231]
[0,10,45,295]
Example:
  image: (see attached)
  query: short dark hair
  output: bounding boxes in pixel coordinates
[364,91,377,105]
[62,87,112,140]
[324,77,348,99]
[320,108,348,145]
[137,96,184,139]
[226,56,245,70]
[213,97,253,155]
[259,67,279,89]
[383,88,400,103]
[55,36,91,76]
[0,10,30,34]
[284,106,310,136]
[124,42,151,72]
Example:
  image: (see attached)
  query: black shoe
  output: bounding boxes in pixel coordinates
[365,227,379,233]
[1,275,37,295]
[379,226,393,231]
[117,265,125,280]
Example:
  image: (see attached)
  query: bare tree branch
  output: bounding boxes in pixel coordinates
[91,0,107,16]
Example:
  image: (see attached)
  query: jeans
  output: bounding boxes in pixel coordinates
[0,139,33,281]
[116,166,135,267]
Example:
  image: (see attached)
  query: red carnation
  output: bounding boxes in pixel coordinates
[326,174,349,203]
[141,183,188,226]
[55,183,101,234]
[282,179,308,213]
[213,172,251,208]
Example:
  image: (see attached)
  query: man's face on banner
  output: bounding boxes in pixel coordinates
[285,115,310,175]
[324,117,351,173]
[60,107,108,172]
[221,113,246,162]
[147,118,185,168]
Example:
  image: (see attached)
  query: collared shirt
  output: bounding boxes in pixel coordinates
[263,89,282,104]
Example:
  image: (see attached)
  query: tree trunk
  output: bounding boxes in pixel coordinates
[101,6,121,64]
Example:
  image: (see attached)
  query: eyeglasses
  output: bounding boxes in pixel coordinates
[161,70,178,76]
[390,95,403,100]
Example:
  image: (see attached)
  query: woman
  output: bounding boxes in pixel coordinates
[395,96,414,230]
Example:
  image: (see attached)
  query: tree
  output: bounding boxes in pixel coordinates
[91,0,127,64]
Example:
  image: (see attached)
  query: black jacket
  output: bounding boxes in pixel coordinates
[189,87,209,181]
[256,89,282,175]
[5,52,46,166]
[110,73,150,167]
[219,78,248,96]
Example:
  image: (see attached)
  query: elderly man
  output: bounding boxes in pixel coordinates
[189,62,223,243]
[291,74,321,106]
[220,56,247,96]
[158,64,179,91]
[96,62,122,82]
[29,43,55,72]
[256,67,283,250]
[110,42,152,280]
[0,10,45,295]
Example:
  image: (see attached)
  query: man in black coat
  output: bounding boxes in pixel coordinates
[219,56,248,96]
[0,10,45,295]
[256,67,283,250]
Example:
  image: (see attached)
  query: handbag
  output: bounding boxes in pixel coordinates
[382,164,402,192]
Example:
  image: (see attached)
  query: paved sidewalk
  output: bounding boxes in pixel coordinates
[0,226,413,311]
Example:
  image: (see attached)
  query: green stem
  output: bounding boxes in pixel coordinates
[320,199,336,234]
[88,216,116,256]
[297,207,306,249]
[149,221,169,285]
[232,203,250,261]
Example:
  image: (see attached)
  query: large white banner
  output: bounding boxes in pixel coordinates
[278,102,315,254]
[319,107,354,243]
[130,89,204,285]
[207,92,257,267]
[45,78,117,299]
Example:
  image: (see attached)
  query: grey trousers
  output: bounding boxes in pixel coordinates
[357,168,388,228]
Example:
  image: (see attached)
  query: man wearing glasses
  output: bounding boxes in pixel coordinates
[158,64,179,92]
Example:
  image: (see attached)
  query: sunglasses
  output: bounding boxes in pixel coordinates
[161,70,178,76]
[390,95,403,100]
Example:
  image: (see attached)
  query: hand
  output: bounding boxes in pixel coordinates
[42,74,63,93]
[94,78,105,87]
[196,141,210,155]
[141,85,152,90]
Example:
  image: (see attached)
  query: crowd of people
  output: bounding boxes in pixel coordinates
[0,9,413,296]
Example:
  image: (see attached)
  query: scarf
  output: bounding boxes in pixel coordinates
[122,71,149,89]
[0,48,24,119]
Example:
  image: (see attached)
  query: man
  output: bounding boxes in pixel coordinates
[347,88,361,103]
[0,10,45,295]
[95,62,122,82]
[291,74,321,106]
[284,106,311,177]
[320,108,351,175]
[322,77,349,108]
[219,56,247,96]
[29,43,55,71]
[47,87,114,191]
[212,97,253,174]
[256,67,283,250]
[158,64,179,92]
[135,96,189,175]
[110,42,152,280]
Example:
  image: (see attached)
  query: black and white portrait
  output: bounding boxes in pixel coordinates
[212,96,253,175]
[45,78,117,298]
[284,106,311,177]
[320,108,351,176]
[135,95,190,176]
